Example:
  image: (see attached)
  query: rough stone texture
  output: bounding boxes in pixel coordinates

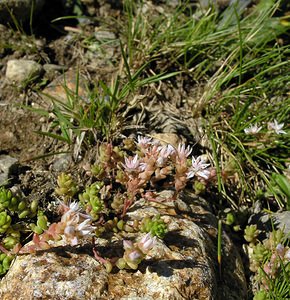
[0,250,108,300]
[41,69,89,108]
[43,64,67,81]
[0,155,18,185]
[0,191,247,299]
[260,211,290,234]
[5,59,42,84]
[0,0,45,24]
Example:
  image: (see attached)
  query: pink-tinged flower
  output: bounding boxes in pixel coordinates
[139,162,147,171]
[187,155,211,179]
[176,144,192,159]
[244,124,262,134]
[60,201,92,221]
[76,218,95,237]
[68,202,81,212]
[136,135,153,147]
[123,240,134,250]
[128,250,142,262]
[123,154,141,172]
[64,225,75,237]
[285,249,290,261]
[276,243,285,258]
[156,144,175,166]
[268,119,286,134]
[138,233,156,254]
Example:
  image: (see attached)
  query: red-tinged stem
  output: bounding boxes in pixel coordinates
[0,243,9,254]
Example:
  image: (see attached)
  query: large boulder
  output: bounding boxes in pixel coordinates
[0,0,45,25]
[0,191,247,299]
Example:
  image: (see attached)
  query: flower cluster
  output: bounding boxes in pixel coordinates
[246,228,290,297]
[0,136,213,275]
[20,202,95,253]
[112,136,213,215]
[262,243,290,279]
[244,119,286,135]
[116,233,156,270]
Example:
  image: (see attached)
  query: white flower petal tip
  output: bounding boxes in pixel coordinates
[136,136,153,146]
[187,155,211,179]
[123,154,141,172]
[244,124,262,135]
[268,119,286,134]
[139,233,156,253]
[177,144,193,158]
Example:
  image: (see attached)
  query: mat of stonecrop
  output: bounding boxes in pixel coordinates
[0,0,289,299]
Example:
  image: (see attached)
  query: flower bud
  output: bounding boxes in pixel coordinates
[116,258,126,269]
[138,233,156,254]
[123,240,133,250]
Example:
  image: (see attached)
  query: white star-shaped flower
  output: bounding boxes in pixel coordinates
[136,136,153,146]
[187,155,211,179]
[123,154,141,172]
[176,144,193,158]
[244,124,262,135]
[267,119,286,134]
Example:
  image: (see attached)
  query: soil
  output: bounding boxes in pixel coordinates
[0,0,207,197]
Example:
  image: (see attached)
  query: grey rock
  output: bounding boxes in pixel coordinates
[274,211,290,233]
[43,64,66,73]
[6,59,42,84]
[0,251,108,300]
[260,211,290,234]
[51,153,72,172]
[0,191,247,299]
[43,64,67,81]
[94,30,116,41]
[0,155,18,185]
[0,0,45,24]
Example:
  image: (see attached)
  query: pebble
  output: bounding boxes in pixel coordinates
[0,155,19,186]
[5,59,43,84]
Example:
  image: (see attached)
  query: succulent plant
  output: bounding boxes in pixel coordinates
[0,252,14,275]
[0,211,12,234]
[79,182,104,220]
[225,212,235,226]
[244,224,260,245]
[55,173,78,199]
[116,233,156,270]
[91,164,105,178]
[252,243,270,265]
[105,217,124,233]
[253,290,268,300]
[30,211,49,234]
[140,215,167,239]
[2,228,21,250]
[0,187,18,212]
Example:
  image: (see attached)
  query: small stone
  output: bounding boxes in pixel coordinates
[5,59,42,84]
[94,29,116,40]
[51,153,72,172]
[0,155,18,186]
[260,211,290,234]
[41,69,88,108]
[43,64,67,81]
[150,133,184,148]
